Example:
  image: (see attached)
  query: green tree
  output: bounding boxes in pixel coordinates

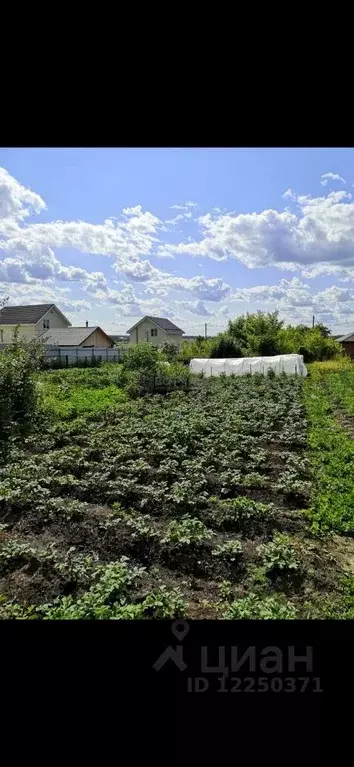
[228,311,284,356]
[123,342,159,371]
[0,329,45,458]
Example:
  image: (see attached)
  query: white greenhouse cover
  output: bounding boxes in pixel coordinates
[189,354,307,377]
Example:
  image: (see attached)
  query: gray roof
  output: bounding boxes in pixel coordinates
[127,316,184,334]
[337,332,354,343]
[38,327,109,346]
[0,304,71,325]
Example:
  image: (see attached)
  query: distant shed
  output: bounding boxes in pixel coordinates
[337,332,354,360]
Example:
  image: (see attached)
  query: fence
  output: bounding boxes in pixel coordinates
[0,344,125,365]
[44,346,125,366]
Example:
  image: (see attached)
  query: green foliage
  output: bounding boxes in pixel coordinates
[54,549,99,584]
[161,516,215,546]
[178,337,215,364]
[217,580,234,601]
[112,505,158,540]
[179,311,342,363]
[212,539,243,562]
[36,559,186,620]
[223,593,297,619]
[304,366,354,534]
[308,357,352,376]
[0,539,57,574]
[0,331,45,455]
[317,367,354,416]
[278,324,343,362]
[228,311,284,356]
[137,585,187,619]
[124,342,159,371]
[160,341,178,362]
[209,334,243,358]
[40,383,127,420]
[257,534,300,575]
[204,496,275,532]
[38,557,146,619]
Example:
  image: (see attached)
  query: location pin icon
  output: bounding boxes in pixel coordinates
[171,621,189,641]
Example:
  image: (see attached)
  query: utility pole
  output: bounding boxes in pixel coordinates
[204,323,207,339]
[312,315,315,328]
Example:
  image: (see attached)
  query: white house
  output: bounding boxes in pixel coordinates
[0,304,71,344]
[127,316,184,348]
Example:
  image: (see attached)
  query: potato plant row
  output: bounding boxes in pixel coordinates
[1,371,353,619]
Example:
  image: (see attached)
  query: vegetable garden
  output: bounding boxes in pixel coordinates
[1,356,354,619]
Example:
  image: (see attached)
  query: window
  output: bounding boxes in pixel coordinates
[43,319,50,329]
[151,328,158,337]
[0,330,3,343]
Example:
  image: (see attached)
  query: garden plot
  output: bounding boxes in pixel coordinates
[0,371,353,619]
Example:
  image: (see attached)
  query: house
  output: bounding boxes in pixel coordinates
[0,303,71,344]
[38,325,114,348]
[337,332,354,360]
[127,316,184,348]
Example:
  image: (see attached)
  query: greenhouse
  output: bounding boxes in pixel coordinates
[189,354,308,377]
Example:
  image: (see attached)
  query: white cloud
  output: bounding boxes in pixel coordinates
[159,275,230,301]
[165,211,193,225]
[157,189,354,277]
[320,172,346,187]
[0,281,71,305]
[231,278,313,308]
[178,300,212,316]
[59,299,91,313]
[0,167,46,221]
[282,188,296,200]
[144,287,168,297]
[170,201,198,210]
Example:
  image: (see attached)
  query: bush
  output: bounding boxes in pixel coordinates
[123,342,159,372]
[0,331,45,455]
[178,337,215,364]
[278,325,343,362]
[209,334,243,358]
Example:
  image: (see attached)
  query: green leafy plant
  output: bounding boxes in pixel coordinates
[257,534,300,575]
[212,540,243,562]
[223,593,297,619]
[161,516,215,546]
[204,496,275,532]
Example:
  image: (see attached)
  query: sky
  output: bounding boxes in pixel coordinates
[1,147,354,335]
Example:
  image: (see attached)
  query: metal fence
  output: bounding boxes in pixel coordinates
[45,346,125,365]
[0,344,125,365]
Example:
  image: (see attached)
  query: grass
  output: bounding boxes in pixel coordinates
[38,368,127,420]
[304,363,354,534]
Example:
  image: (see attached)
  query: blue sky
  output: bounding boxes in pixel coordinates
[1,147,354,334]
